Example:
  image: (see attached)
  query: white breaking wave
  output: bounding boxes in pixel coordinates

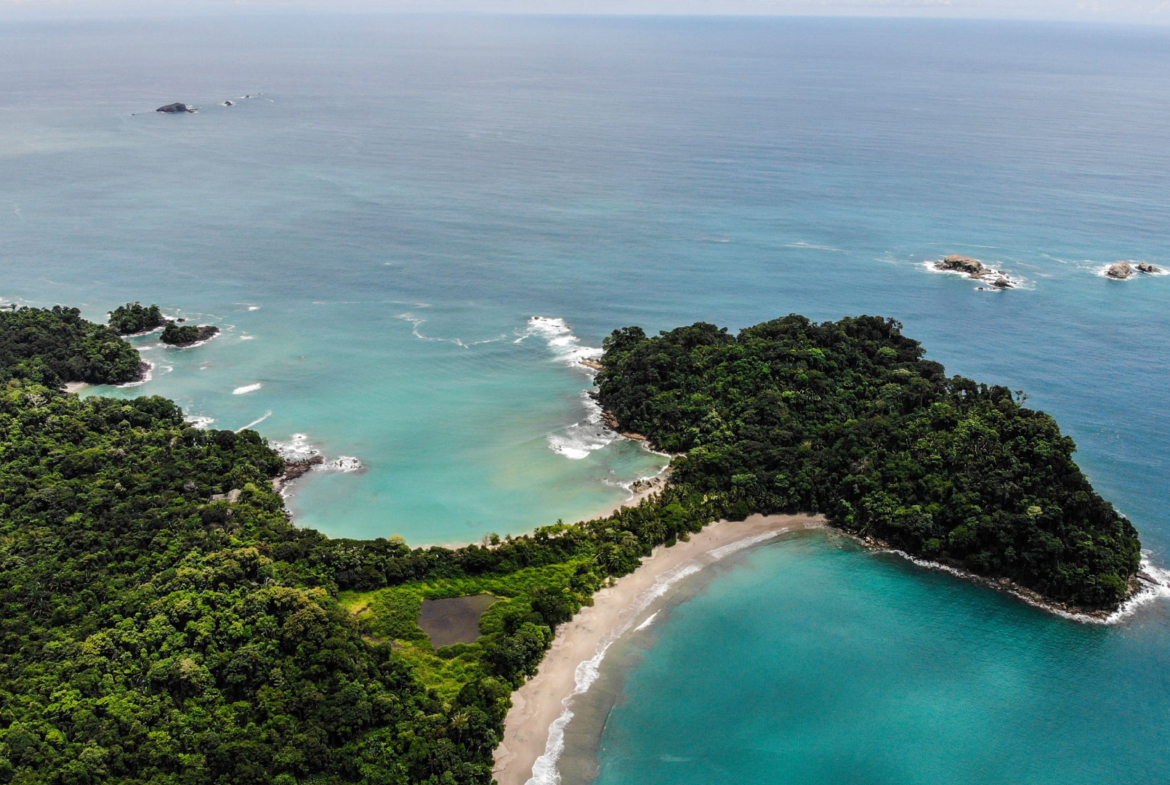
[184,415,215,429]
[270,434,364,474]
[526,561,704,785]
[547,391,618,460]
[708,530,782,561]
[517,316,603,367]
[116,361,155,388]
[395,312,507,348]
[633,611,659,632]
[236,411,272,432]
[325,456,364,473]
[233,383,262,395]
[517,317,621,462]
[882,549,1170,625]
[272,432,320,461]
[240,335,255,341]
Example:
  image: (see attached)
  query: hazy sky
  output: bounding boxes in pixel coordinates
[1,0,1168,24]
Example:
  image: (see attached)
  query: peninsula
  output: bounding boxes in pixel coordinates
[0,305,1142,785]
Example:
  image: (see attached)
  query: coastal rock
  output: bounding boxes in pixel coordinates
[223,100,234,107]
[579,359,604,371]
[1106,262,1134,280]
[283,454,325,483]
[156,103,194,114]
[272,454,326,493]
[1136,262,1162,274]
[936,255,987,276]
[990,277,1013,289]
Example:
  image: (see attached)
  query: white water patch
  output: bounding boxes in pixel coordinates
[395,312,507,349]
[325,455,364,473]
[515,316,625,463]
[240,335,255,341]
[547,391,618,460]
[516,316,603,368]
[633,611,659,632]
[708,530,783,561]
[881,548,1170,625]
[184,415,215,429]
[921,259,1028,290]
[526,561,704,785]
[236,411,272,433]
[116,361,155,388]
[1093,261,1168,280]
[272,432,320,461]
[233,383,262,395]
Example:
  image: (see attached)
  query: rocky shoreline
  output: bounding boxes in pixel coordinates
[837,528,1154,621]
[271,454,325,493]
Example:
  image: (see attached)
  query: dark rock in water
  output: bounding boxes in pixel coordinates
[223,100,234,107]
[1136,262,1161,274]
[1105,262,1134,280]
[935,255,987,276]
[156,103,194,114]
[990,277,1013,289]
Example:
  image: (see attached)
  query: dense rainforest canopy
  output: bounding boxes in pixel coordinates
[161,323,219,346]
[107,303,164,336]
[595,315,1141,606]
[0,306,1142,784]
[0,306,143,387]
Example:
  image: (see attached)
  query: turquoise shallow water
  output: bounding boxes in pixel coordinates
[2,14,1169,782]
[585,532,1170,785]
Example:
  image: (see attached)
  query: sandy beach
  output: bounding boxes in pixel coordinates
[492,512,827,785]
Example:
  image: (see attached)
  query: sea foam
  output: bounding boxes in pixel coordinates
[233,383,262,395]
[518,317,621,461]
[526,560,704,785]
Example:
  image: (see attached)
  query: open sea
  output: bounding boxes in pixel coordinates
[2,13,1168,783]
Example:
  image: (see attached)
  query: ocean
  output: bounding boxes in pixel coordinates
[2,13,1168,783]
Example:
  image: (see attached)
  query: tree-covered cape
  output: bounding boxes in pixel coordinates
[0,306,142,387]
[596,315,1141,608]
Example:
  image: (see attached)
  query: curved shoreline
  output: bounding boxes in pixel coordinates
[492,512,826,785]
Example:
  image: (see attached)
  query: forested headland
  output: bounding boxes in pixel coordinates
[595,315,1141,607]
[0,306,1142,784]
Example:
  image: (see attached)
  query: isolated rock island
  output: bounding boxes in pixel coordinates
[933,255,1013,288]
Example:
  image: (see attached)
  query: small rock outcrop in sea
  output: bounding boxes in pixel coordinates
[936,255,986,276]
[933,255,1015,288]
[223,100,234,106]
[1136,262,1162,274]
[1106,262,1134,280]
[156,103,195,114]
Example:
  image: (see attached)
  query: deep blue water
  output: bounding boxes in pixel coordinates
[1,14,1168,784]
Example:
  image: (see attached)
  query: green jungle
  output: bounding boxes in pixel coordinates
[0,306,1140,784]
